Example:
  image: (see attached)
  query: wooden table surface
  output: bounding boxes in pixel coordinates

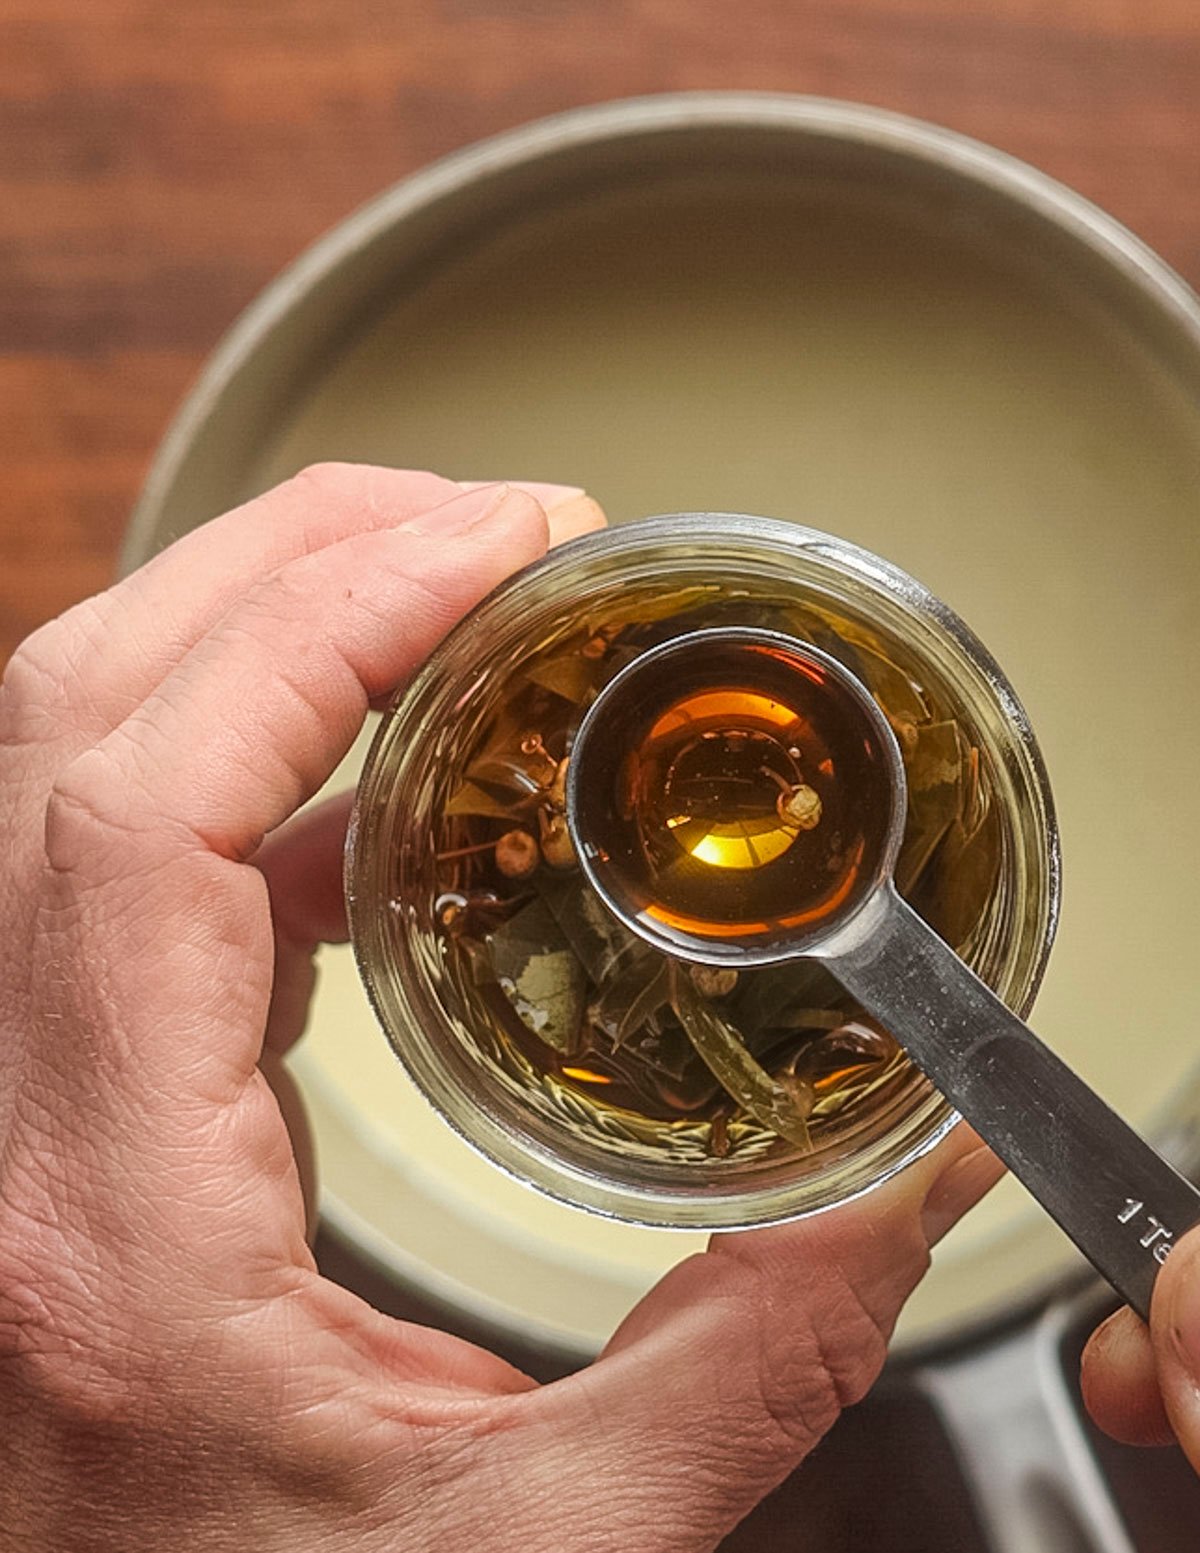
[2,0,1199,667]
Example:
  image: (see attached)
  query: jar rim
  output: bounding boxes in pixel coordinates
[347,513,1060,1229]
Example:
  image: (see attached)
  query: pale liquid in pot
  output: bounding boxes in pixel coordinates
[251,178,1200,1351]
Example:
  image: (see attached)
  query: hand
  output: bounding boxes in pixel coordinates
[1083,1227,1200,1460]
[0,465,1000,1553]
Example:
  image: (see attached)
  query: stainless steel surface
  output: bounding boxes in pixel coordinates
[835,888,1200,1320]
[571,623,1200,1318]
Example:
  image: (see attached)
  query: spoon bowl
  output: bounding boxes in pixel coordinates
[567,627,907,966]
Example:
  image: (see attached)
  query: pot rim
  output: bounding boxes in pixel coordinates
[123,91,1200,579]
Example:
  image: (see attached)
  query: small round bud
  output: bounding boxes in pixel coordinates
[688,964,739,998]
[495,829,540,879]
[779,782,822,831]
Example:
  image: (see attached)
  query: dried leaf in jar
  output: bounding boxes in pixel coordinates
[427,580,1001,1165]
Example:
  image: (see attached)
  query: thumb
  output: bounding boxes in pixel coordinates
[1083,1222,1200,1456]
[1150,1224,1200,1466]
[504,1126,998,1551]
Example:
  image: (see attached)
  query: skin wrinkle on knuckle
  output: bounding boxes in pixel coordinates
[682,1253,838,1458]
[831,1228,926,1346]
[0,643,61,743]
[44,748,165,878]
[2,607,95,700]
[808,1275,890,1414]
[271,463,449,562]
[919,1135,1002,1242]
[803,1198,931,1333]
[711,1241,892,1448]
[800,1250,903,1411]
[2,599,135,743]
[280,460,389,516]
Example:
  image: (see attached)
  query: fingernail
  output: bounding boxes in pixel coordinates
[398,483,515,538]
[458,479,586,511]
[545,493,607,545]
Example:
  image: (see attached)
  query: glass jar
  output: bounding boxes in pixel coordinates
[346,514,1059,1229]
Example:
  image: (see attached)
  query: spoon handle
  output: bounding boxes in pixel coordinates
[830,888,1200,1321]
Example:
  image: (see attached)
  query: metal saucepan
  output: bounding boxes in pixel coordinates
[123,95,1200,1549]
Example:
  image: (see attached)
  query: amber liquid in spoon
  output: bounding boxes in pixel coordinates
[571,637,895,958]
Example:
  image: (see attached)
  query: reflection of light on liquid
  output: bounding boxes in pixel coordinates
[647,689,797,742]
[653,690,813,874]
[679,817,798,870]
[561,1066,613,1085]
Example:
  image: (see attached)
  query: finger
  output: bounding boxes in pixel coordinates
[459,481,606,546]
[1143,1222,1200,1469]
[50,484,545,858]
[6,466,451,745]
[604,1118,990,1361]
[42,485,547,1091]
[546,493,608,545]
[250,486,606,1059]
[254,791,353,1054]
[251,487,609,1044]
[6,467,595,750]
[360,484,604,718]
[508,1121,987,1548]
[1080,1305,1175,1447]
[258,789,353,946]
[919,1124,1006,1246]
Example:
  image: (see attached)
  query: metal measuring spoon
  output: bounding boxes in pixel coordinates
[566,626,1200,1318]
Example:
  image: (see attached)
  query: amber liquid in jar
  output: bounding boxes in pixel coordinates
[425,586,1001,1166]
